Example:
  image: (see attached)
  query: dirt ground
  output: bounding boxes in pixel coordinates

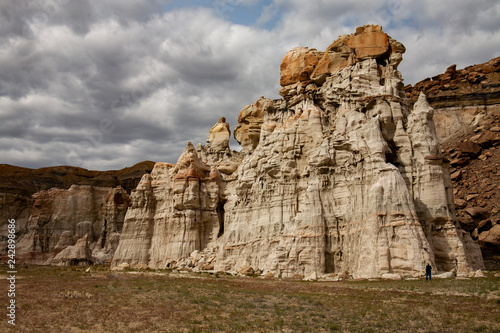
[1,265,499,332]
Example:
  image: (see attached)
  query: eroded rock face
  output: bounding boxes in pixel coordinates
[112,143,233,269]
[112,25,483,278]
[0,161,154,261]
[440,111,500,269]
[51,233,93,266]
[406,56,500,141]
[310,24,403,85]
[92,186,131,263]
[280,47,323,87]
[234,96,274,153]
[0,193,31,236]
[14,185,129,265]
[406,57,500,269]
[208,117,231,151]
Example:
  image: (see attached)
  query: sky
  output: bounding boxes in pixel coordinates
[1,0,499,171]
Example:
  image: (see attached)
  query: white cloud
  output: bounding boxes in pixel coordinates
[0,0,498,170]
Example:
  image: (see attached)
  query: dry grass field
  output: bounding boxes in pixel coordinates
[1,265,499,332]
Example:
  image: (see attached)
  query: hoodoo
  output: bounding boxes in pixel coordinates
[110,25,484,278]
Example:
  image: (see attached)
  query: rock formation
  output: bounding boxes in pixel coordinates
[279,47,323,87]
[406,56,500,141]
[208,117,231,151]
[0,161,155,195]
[14,185,106,264]
[234,97,273,153]
[406,57,500,269]
[112,142,235,268]
[94,186,131,263]
[11,184,131,265]
[440,111,500,269]
[51,233,93,266]
[0,162,152,263]
[112,25,484,278]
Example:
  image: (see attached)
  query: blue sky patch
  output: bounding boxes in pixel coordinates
[163,0,281,30]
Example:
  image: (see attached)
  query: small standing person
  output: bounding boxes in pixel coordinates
[425,263,432,281]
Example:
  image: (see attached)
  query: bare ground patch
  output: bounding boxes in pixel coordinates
[1,265,499,332]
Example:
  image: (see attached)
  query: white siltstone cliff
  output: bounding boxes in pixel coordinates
[111,25,484,278]
[15,184,130,265]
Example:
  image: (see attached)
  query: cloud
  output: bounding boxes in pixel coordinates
[270,0,500,83]
[0,0,499,170]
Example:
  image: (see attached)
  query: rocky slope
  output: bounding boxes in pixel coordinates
[441,111,500,269]
[406,57,500,269]
[406,57,500,141]
[111,25,484,279]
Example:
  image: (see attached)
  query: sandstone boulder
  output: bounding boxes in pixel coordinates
[465,207,489,219]
[310,24,401,84]
[208,117,231,151]
[458,140,482,156]
[234,97,274,153]
[381,273,402,280]
[111,262,130,271]
[477,220,492,233]
[279,47,323,86]
[479,224,500,250]
[238,266,255,276]
[468,269,486,278]
[433,271,455,279]
[201,263,215,271]
[345,25,389,60]
[304,272,318,281]
[454,198,466,208]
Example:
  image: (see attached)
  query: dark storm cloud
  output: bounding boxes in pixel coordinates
[0,0,498,170]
